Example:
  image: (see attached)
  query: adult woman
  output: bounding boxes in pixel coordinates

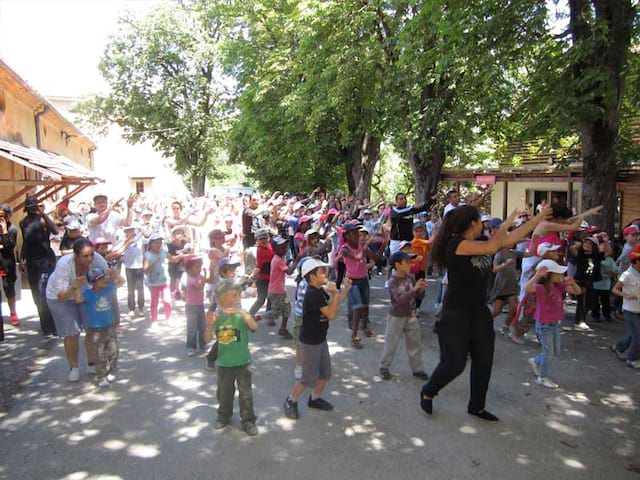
[46,238,108,382]
[420,205,550,421]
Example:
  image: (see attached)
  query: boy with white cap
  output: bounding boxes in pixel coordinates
[526,260,581,388]
[283,259,351,419]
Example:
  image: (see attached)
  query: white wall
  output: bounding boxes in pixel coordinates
[490,181,582,218]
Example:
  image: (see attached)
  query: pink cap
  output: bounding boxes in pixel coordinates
[93,237,111,246]
[623,225,639,236]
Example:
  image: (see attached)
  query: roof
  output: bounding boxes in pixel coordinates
[0,138,102,183]
[0,59,96,150]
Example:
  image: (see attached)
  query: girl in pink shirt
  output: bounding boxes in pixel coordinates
[525,260,581,389]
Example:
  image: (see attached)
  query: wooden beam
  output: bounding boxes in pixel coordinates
[13,184,66,212]
[54,184,89,207]
[2,185,36,205]
[503,181,509,219]
[567,180,574,212]
[0,150,62,181]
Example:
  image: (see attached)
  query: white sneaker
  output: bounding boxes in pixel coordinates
[574,321,592,331]
[187,349,196,357]
[68,367,80,382]
[136,308,144,317]
[128,310,136,319]
[148,322,159,332]
[87,365,96,375]
[626,359,640,369]
[107,374,117,383]
[536,376,558,389]
[528,358,541,377]
[97,377,110,387]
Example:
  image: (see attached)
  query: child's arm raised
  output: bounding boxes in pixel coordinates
[526,267,547,294]
[564,276,582,295]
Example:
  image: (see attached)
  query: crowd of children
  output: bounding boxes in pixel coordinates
[2,187,639,434]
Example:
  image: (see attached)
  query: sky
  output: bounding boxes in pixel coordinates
[0,0,163,97]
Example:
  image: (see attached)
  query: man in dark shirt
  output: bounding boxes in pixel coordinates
[390,193,433,254]
[19,196,58,336]
[0,203,19,325]
[283,259,351,420]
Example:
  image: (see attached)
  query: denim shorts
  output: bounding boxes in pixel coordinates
[347,277,370,311]
[47,298,87,337]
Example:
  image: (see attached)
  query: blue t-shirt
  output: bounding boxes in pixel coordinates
[144,248,168,286]
[82,283,115,328]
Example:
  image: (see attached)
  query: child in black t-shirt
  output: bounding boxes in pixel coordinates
[283,259,351,420]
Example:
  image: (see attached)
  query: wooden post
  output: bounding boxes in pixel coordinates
[567,180,574,213]
[503,181,509,219]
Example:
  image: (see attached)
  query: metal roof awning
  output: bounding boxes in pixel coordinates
[0,138,103,211]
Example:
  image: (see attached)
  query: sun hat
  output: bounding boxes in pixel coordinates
[535,259,568,274]
[300,258,332,278]
[537,242,560,257]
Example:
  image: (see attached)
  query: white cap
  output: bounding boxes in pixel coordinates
[537,242,560,257]
[481,214,491,222]
[293,202,304,211]
[301,258,331,278]
[535,259,568,274]
[149,232,164,242]
[304,228,319,239]
[397,240,412,251]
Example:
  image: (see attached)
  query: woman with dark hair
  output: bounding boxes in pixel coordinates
[420,205,551,421]
[46,238,108,382]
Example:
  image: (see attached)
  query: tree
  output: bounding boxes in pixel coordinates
[75,0,231,196]
[511,1,637,233]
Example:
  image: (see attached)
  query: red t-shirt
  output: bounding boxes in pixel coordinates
[256,244,274,281]
[268,255,288,294]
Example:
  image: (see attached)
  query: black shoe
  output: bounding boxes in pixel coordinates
[379,368,392,381]
[420,394,433,415]
[413,371,430,381]
[283,397,299,419]
[468,409,499,422]
[308,396,334,411]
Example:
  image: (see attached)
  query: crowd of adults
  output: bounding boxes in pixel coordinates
[1,185,639,426]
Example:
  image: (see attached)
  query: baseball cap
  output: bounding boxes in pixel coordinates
[629,244,640,261]
[92,193,108,201]
[537,242,560,257]
[218,256,240,269]
[327,208,339,216]
[141,210,154,217]
[293,202,304,211]
[413,220,426,230]
[271,235,288,246]
[171,226,186,234]
[183,254,203,267]
[418,211,429,217]
[583,235,600,245]
[490,218,503,229]
[358,225,370,234]
[623,225,639,236]
[304,228,319,239]
[389,251,416,266]
[93,237,111,246]
[535,259,568,274]
[87,267,107,284]
[299,215,312,224]
[214,278,243,297]
[149,232,164,242]
[342,222,361,232]
[65,221,81,231]
[255,228,269,240]
[397,240,412,251]
[363,209,372,215]
[300,258,331,278]
[481,214,491,222]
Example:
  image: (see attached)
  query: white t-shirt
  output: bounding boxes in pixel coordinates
[619,267,640,313]
[122,238,144,269]
[443,202,465,217]
[87,211,123,244]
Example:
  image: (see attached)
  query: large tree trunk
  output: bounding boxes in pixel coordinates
[406,139,446,205]
[191,174,206,197]
[344,133,380,200]
[569,0,634,234]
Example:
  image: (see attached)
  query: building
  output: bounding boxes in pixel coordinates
[0,59,100,216]
[46,96,187,199]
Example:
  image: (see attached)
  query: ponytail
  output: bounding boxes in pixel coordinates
[431,205,480,269]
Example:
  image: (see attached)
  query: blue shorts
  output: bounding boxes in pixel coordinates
[347,277,370,311]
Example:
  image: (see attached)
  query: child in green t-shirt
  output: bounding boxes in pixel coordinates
[208,279,258,436]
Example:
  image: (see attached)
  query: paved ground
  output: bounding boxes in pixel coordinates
[1,275,639,480]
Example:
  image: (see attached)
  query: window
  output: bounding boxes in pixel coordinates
[136,181,144,194]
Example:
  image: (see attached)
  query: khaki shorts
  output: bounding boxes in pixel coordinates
[299,341,331,388]
[293,315,303,346]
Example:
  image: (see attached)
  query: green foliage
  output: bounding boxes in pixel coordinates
[74,0,234,195]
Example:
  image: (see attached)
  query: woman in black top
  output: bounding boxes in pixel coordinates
[420,205,549,421]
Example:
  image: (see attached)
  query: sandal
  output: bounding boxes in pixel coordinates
[351,337,363,349]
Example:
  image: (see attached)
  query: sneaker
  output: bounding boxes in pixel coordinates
[509,330,525,345]
[626,359,640,369]
[214,419,229,430]
[243,422,258,436]
[574,321,592,331]
[206,358,216,370]
[278,329,294,339]
[308,396,334,411]
[536,376,558,389]
[283,397,299,419]
[87,364,96,375]
[148,322,160,332]
[528,358,541,376]
[136,308,144,317]
[107,374,117,383]
[9,313,20,327]
[187,349,196,357]
[68,367,80,382]
[379,368,392,381]
[610,344,626,361]
[412,371,430,381]
[97,377,110,388]
[128,310,137,319]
